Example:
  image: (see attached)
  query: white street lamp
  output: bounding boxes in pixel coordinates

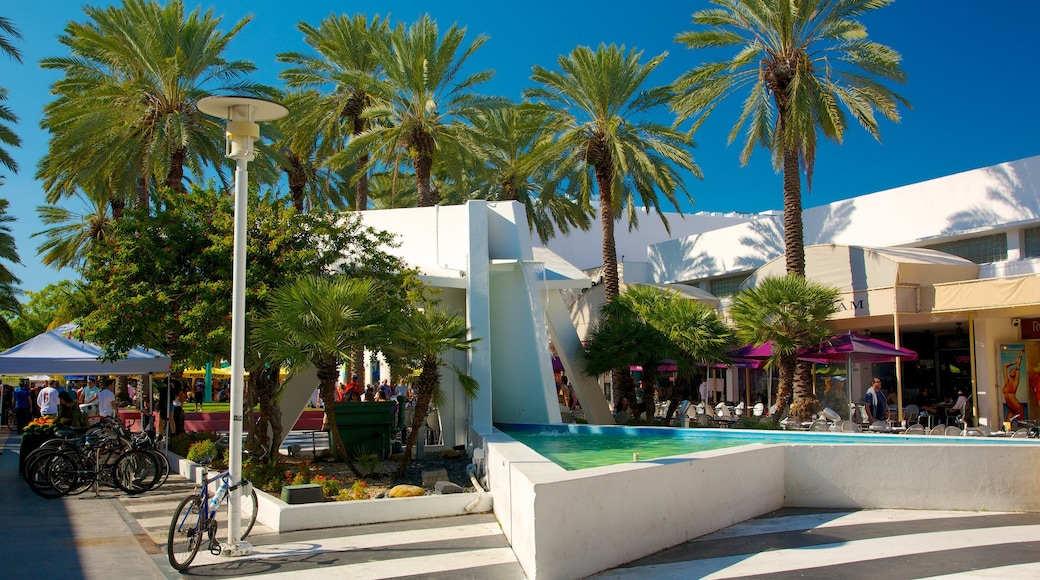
[197,95,287,557]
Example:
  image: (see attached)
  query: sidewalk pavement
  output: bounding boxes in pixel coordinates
[0,429,527,580]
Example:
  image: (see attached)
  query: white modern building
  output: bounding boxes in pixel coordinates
[607,154,1040,429]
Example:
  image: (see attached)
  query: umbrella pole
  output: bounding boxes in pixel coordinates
[894,312,904,425]
[847,353,853,421]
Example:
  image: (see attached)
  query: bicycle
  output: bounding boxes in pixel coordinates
[166,446,261,571]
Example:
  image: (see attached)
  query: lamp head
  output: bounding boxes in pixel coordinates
[197,96,288,161]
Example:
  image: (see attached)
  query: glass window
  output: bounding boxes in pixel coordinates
[1023,226,1040,258]
[925,233,1008,264]
[709,273,748,298]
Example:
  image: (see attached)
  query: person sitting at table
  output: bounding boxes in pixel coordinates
[56,391,90,429]
[946,390,969,425]
[864,377,889,423]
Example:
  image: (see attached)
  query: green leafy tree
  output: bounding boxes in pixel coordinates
[37,0,267,209]
[341,14,505,207]
[729,275,839,421]
[672,0,908,276]
[526,44,698,303]
[252,275,389,476]
[77,186,410,455]
[383,304,479,474]
[6,280,80,344]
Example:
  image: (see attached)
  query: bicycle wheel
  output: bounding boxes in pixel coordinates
[4,409,14,430]
[111,450,159,494]
[145,447,170,488]
[47,452,85,496]
[25,451,72,499]
[167,495,205,571]
[237,487,258,540]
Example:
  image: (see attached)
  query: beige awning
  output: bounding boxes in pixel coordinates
[744,244,980,318]
[933,274,1040,316]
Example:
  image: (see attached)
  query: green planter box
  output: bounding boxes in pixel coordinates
[332,402,396,459]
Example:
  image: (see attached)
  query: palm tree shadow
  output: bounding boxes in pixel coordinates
[942,162,1040,235]
[734,200,856,270]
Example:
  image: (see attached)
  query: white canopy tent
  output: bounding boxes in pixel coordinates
[0,323,171,375]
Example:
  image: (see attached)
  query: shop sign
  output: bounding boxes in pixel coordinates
[1021,318,1040,340]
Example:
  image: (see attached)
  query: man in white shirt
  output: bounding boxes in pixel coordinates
[37,382,59,416]
[96,379,117,418]
[699,379,710,403]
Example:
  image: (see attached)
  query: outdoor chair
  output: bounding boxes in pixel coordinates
[752,403,765,418]
[904,424,926,435]
[944,425,962,436]
[841,420,860,433]
[714,403,738,427]
[929,424,945,436]
[868,420,892,432]
[1011,428,1030,438]
[808,419,828,431]
[674,400,691,427]
[903,404,920,425]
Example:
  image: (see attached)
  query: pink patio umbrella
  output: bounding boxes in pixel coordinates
[798,332,918,420]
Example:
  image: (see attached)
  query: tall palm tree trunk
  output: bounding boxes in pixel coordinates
[397,357,438,475]
[165,147,187,192]
[287,152,308,212]
[354,155,369,211]
[595,167,620,302]
[774,352,797,419]
[789,360,819,421]
[415,150,435,207]
[782,146,805,277]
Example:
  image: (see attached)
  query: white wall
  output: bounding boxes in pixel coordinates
[649,155,1040,283]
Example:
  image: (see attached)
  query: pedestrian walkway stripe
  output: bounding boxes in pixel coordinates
[593,523,1040,579]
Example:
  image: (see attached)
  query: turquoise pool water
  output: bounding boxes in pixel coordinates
[497,423,1038,470]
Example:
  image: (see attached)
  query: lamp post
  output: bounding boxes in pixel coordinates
[197,96,287,556]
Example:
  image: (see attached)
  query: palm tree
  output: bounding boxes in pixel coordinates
[341,14,505,207]
[383,305,479,475]
[33,189,112,270]
[0,16,23,176]
[526,44,699,303]
[581,291,672,420]
[278,14,390,213]
[0,198,20,345]
[37,0,265,208]
[624,285,733,419]
[467,103,592,243]
[672,0,908,277]
[729,275,839,421]
[251,275,389,476]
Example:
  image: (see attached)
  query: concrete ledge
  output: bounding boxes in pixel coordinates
[165,451,486,533]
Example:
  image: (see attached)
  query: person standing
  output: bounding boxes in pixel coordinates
[13,379,31,433]
[79,378,99,406]
[864,377,889,423]
[37,381,59,417]
[97,379,117,419]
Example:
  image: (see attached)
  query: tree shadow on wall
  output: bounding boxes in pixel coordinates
[942,161,1040,235]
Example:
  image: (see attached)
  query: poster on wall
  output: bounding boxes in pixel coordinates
[999,343,1040,421]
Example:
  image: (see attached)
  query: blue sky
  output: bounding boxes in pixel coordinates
[2,0,1039,294]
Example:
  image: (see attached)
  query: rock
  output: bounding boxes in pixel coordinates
[441,449,462,459]
[389,484,425,498]
[434,481,463,494]
[422,467,449,487]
